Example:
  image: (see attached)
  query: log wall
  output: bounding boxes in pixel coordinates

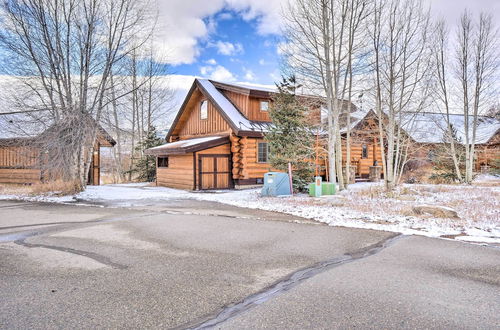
[156,144,232,190]
[341,142,384,177]
[156,154,194,190]
[230,135,271,180]
[0,168,41,184]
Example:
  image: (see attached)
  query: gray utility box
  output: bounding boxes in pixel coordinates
[261,172,292,197]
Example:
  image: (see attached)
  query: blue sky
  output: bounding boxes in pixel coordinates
[154,0,287,86]
[154,0,499,87]
[171,11,281,85]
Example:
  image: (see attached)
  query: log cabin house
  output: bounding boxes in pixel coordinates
[145,79,369,190]
[146,79,499,190]
[0,111,116,185]
[346,109,500,176]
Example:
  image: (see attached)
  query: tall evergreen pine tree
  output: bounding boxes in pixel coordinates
[130,127,163,182]
[266,76,315,191]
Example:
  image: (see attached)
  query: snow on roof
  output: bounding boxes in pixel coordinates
[0,111,53,139]
[149,136,224,151]
[146,135,230,155]
[222,81,277,93]
[197,79,268,133]
[0,110,116,146]
[400,112,500,144]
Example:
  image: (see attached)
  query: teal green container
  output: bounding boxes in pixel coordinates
[322,182,336,195]
[308,182,336,196]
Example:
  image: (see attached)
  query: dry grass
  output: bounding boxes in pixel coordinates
[354,184,498,226]
[0,179,83,196]
[30,180,82,196]
[303,182,499,228]
[0,184,32,195]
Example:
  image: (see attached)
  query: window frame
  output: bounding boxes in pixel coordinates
[361,144,368,159]
[427,150,436,161]
[259,100,269,112]
[200,100,208,120]
[158,157,169,168]
[257,142,270,163]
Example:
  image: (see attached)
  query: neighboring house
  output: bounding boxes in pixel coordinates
[146,79,499,190]
[0,111,116,185]
[347,110,500,175]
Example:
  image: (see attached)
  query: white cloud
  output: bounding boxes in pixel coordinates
[225,0,288,35]
[258,59,268,65]
[218,12,233,20]
[199,66,212,75]
[154,0,225,65]
[243,68,256,81]
[210,65,236,81]
[214,41,244,56]
[205,58,217,65]
[154,0,287,65]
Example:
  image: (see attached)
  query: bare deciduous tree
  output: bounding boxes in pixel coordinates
[283,0,368,190]
[370,0,433,190]
[0,0,158,189]
[455,11,498,183]
[104,45,173,183]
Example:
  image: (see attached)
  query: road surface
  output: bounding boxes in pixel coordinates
[0,200,498,329]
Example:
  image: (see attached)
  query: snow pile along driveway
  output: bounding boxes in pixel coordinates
[1,181,499,244]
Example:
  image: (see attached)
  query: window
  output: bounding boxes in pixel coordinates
[361,144,368,159]
[260,100,269,112]
[158,157,169,168]
[258,142,270,163]
[200,100,208,120]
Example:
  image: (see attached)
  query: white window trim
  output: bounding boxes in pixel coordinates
[260,100,269,112]
[200,100,208,120]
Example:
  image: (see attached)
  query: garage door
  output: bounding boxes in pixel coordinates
[198,155,232,190]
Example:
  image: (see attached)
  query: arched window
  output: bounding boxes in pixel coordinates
[200,100,208,120]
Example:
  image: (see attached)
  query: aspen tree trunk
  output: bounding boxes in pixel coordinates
[434,20,463,181]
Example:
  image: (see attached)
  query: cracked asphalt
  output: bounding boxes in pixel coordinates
[0,199,499,329]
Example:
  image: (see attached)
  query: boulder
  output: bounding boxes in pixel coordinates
[412,204,459,219]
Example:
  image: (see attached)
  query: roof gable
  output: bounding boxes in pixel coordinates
[0,111,116,146]
[166,79,270,140]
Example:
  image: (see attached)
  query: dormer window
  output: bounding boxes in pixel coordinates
[260,100,269,112]
[200,100,208,120]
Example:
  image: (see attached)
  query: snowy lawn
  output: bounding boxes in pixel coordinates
[1,178,499,244]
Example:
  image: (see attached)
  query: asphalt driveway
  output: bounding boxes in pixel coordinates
[0,200,498,329]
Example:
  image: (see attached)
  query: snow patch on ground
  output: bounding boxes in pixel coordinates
[1,181,499,244]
